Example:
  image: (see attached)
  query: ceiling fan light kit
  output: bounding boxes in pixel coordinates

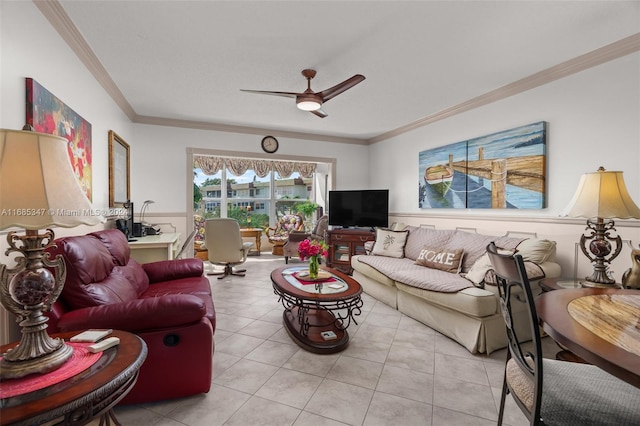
[296,94,321,111]
[241,69,365,118]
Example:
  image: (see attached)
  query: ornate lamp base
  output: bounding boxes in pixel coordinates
[0,337,72,380]
[0,229,72,380]
[577,217,622,286]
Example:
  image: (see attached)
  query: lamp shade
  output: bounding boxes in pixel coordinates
[0,128,104,230]
[562,167,640,219]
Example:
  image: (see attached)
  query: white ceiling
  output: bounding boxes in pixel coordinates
[55,1,640,142]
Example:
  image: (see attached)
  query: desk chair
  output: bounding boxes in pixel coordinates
[486,243,640,426]
[205,219,253,279]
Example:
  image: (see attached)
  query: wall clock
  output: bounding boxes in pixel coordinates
[261,136,279,153]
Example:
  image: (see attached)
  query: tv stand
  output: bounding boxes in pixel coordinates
[326,228,376,275]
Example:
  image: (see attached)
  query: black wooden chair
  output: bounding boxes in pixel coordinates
[486,242,640,426]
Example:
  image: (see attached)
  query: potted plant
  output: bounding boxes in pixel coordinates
[295,201,319,230]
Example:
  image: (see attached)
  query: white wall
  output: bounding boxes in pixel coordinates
[130,124,369,213]
[0,1,134,210]
[370,53,640,215]
[373,52,640,280]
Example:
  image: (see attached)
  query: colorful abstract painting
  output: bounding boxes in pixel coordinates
[419,122,547,209]
[26,78,92,200]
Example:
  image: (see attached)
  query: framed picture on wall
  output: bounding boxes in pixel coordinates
[26,77,93,200]
[109,130,130,207]
[418,121,547,209]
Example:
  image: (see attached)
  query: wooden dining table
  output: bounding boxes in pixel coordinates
[536,287,640,388]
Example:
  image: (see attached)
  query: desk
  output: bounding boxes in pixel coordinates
[536,288,640,388]
[128,232,180,263]
[241,228,262,255]
[1,330,147,425]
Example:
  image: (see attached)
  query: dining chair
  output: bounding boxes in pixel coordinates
[486,242,640,426]
[204,218,253,279]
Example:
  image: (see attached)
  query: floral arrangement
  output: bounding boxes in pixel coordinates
[298,239,328,260]
[298,239,329,279]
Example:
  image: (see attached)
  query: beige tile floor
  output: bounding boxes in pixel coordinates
[108,254,559,426]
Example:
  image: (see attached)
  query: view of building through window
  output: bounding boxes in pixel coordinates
[194,165,317,231]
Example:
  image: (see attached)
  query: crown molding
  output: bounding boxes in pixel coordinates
[133,115,368,145]
[33,0,137,120]
[369,32,640,144]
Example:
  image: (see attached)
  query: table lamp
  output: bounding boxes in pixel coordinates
[140,199,154,225]
[0,128,103,379]
[563,167,640,286]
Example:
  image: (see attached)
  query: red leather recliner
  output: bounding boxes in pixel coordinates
[45,229,215,404]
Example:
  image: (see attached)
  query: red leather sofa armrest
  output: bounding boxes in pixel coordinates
[56,294,206,332]
[142,258,204,283]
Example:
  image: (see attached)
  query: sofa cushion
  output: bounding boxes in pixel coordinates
[90,229,131,266]
[49,232,150,310]
[351,256,398,287]
[415,245,464,273]
[356,256,473,292]
[372,228,409,258]
[396,282,498,317]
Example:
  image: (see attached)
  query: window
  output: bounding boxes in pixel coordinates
[194,156,323,230]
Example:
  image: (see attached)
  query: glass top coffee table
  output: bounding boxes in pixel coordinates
[271,265,363,353]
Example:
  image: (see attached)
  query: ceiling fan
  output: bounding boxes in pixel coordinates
[241,69,365,118]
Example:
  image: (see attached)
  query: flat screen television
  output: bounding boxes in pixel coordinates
[328,189,389,229]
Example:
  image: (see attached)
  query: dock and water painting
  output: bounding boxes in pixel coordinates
[419,121,547,209]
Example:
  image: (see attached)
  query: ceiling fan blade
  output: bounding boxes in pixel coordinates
[240,89,299,99]
[310,108,328,118]
[318,74,365,102]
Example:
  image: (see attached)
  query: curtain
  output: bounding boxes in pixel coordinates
[297,162,317,178]
[273,161,296,178]
[226,158,252,176]
[194,156,224,175]
[252,160,272,178]
[195,155,317,178]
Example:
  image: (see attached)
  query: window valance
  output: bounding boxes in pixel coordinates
[194,155,317,178]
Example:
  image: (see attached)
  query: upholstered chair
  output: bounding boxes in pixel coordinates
[264,214,304,255]
[486,243,640,426]
[283,215,328,263]
[205,218,253,279]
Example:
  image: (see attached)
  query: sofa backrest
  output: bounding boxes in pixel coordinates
[47,229,149,310]
[403,226,525,273]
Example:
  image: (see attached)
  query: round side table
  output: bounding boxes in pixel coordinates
[1,330,147,426]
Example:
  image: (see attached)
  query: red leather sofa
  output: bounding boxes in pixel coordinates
[46,229,215,404]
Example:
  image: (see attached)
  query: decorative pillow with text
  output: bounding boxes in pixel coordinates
[371,228,409,258]
[415,245,464,273]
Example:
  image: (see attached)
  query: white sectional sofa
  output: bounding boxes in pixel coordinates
[351,225,561,354]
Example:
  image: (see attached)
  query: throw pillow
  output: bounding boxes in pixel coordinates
[464,247,515,286]
[484,261,545,286]
[371,228,409,258]
[515,239,556,263]
[415,245,464,273]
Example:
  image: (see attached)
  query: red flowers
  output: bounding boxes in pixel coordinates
[298,239,328,260]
